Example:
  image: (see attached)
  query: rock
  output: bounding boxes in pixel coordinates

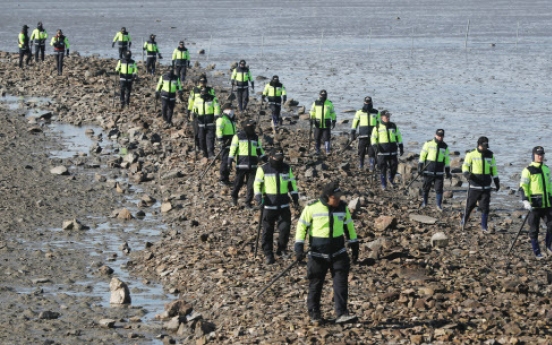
[409,214,437,225]
[98,265,114,275]
[98,319,116,328]
[374,215,396,231]
[348,197,361,214]
[161,202,173,213]
[38,311,60,320]
[165,300,193,317]
[115,208,133,220]
[164,316,181,331]
[50,166,69,175]
[62,219,89,231]
[162,170,183,180]
[195,320,216,336]
[109,277,131,304]
[431,232,449,248]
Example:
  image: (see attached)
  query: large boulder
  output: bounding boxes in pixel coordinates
[109,277,131,304]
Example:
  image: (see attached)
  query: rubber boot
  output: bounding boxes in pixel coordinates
[388,175,395,188]
[358,158,364,170]
[315,144,320,156]
[436,193,443,212]
[380,174,387,190]
[369,157,375,172]
[324,141,331,155]
[480,213,488,232]
[421,192,429,208]
[546,233,552,255]
[531,238,544,259]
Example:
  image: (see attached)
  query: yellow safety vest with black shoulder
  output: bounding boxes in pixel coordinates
[296,199,357,258]
[188,86,215,111]
[309,99,336,129]
[50,35,69,52]
[116,59,137,81]
[254,163,298,209]
[228,131,265,170]
[172,47,190,66]
[351,109,380,138]
[156,74,182,100]
[18,33,30,50]
[419,138,450,175]
[520,162,552,209]
[231,67,253,88]
[192,95,220,126]
[216,114,236,144]
[30,28,48,45]
[262,82,287,104]
[143,40,159,56]
[370,121,403,155]
[113,32,131,47]
[462,148,498,189]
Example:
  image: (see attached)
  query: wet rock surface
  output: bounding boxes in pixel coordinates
[0,53,551,344]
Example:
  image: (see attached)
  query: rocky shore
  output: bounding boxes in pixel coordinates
[1,51,549,345]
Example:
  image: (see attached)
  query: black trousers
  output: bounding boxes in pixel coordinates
[377,154,398,181]
[19,48,32,68]
[119,80,132,106]
[237,88,249,111]
[314,127,331,150]
[34,44,45,62]
[219,146,230,181]
[231,169,256,203]
[423,174,444,194]
[146,56,156,74]
[465,189,491,218]
[269,103,282,125]
[54,52,64,75]
[307,253,350,317]
[198,125,215,157]
[527,208,552,240]
[357,138,374,165]
[175,65,187,82]
[118,47,128,60]
[161,98,175,123]
[262,207,292,255]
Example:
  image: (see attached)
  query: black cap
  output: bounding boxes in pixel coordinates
[199,76,207,83]
[37,22,42,26]
[533,146,545,155]
[436,129,445,137]
[477,136,489,148]
[319,89,327,96]
[57,29,62,34]
[322,181,343,198]
[364,96,372,103]
[241,119,256,129]
[272,75,279,79]
[381,110,391,117]
[221,102,232,111]
[150,33,156,37]
[22,25,29,29]
[270,146,284,156]
[239,59,246,65]
[179,41,184,44]
[121,27,126,31]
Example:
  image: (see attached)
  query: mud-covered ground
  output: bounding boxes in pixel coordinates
[1,51,551,345]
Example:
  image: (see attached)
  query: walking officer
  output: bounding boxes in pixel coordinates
[172,41,190,83]
[143,34,162,75]
[30,22,48,63]
[115,50,138,109]
[309,90,336,155]
[231,60,254,113]
[461,136,500,232]
[254,147,299,264]
[371,110,403,190]
[18,25,32,68]
[187,75,215,120]
[112,27,131,59]
[155,68,183,125]
[228,120,266,208]
[294,181,359,324]
[350,96,380,171]
[192,87,221,158]
[50,29,69,76]
[520,146,552,259]
[216,103,237,185]
[418,129,451,211]
[262,75,287,127]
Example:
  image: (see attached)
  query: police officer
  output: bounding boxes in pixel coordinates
[18,25,32,69]
[418,129,451,211]
[112,27,131,59]
[231,60,254,113]
[155,68,183,125]
[309,90,336,156]
[228,120,266,208]
[461,136,500,232]
[350,96,380,171]
[172,41,190,83]
[216,103,237,185]
[262,75,287,127]
[187,75,215,120]
[193,87,221,158]
[371,110,403,190]
[520,146,552,259]
[115,50,138,109]
[30,22,48,63]
[254,147,299,264]
[50,29,69,76]
[294,181,359,324]
[143,34,162,75]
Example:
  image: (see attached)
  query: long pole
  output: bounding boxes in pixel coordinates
[256,259,299,298]
[254,206,264,258]
[507,210,531,255]
[198,148,223,181]
[465,19,471,50]
[461,185,471,231]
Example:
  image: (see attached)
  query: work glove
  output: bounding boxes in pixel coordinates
[228,158,234,170]
[350,130,356,141]
[66,50,69,56]
[261,95,266,103]
[292,195,300,208]
[155,92,160,100]
[178,90,183,97]
[231,80,236,86]
[523,200,532,211]
[187,109,191,118]
[188,61,191,68]
[418,162,424,173]
[142,46,146,51]
[283,95,287,103]
[294,242,306,262]
[494,177,500,192]
[446,172,452,180]
[331,120,336,129]
[348,241,359,264]
[129,42,132,48]
[112,42,115,48]
[255,195,263,206]
[158,54,163,59]
[399,145,404,156]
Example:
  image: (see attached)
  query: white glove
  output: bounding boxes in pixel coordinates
[523,200,532,211]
